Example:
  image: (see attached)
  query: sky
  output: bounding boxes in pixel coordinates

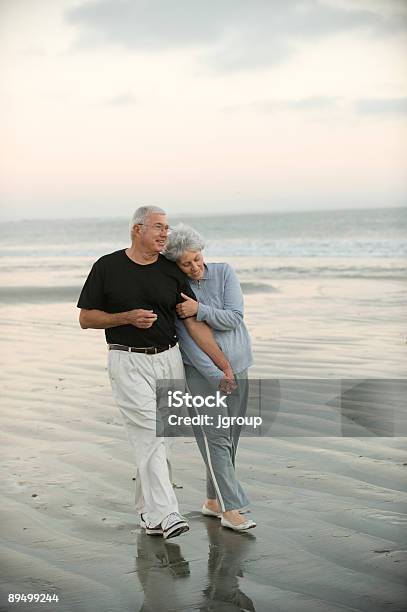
[0,0,406,220]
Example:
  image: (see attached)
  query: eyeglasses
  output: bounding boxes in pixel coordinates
[137,223,172,234]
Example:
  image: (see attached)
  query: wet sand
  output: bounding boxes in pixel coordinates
[1,277,406,611]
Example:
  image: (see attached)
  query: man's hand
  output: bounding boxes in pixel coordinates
[125,309,157,329]
[79,308,157,330]
[176,293,199,318]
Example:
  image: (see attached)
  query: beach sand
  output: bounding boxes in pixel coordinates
[1,277,406,611]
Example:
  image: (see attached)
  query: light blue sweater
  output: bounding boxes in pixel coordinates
[175,262,253,381]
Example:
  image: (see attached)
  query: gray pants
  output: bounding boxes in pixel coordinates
[184,365,250,512]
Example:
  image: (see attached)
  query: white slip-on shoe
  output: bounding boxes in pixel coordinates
[161,512,189,539]
[139,514,163,536]
[201,504,221,518]
[221,517,257,532]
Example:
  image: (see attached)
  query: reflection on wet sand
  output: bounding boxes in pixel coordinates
[203,518,256,611]
[134,516,256,611]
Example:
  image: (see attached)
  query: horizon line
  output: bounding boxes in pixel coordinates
[0,204,406,224]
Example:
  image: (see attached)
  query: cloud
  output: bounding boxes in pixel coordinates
[355,97,407,115]
[105,91,138,106]
[256,96,339,112]
[223,96,339,114]
[18,45,47,57]
[225,96,407,117]
[65,0,407,70]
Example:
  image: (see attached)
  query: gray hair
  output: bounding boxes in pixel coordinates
[129,205,166,233]
[164,223,205,262]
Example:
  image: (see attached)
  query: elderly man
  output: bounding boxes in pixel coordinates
[77,206,233,539]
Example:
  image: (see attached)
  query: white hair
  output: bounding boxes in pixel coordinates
[164,223,205,262]
[129,205,166,234]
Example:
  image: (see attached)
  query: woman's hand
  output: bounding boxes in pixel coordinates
[218,363,237,395]
[176,293,199,318]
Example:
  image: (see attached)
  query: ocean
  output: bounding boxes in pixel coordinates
[0,207,406,301]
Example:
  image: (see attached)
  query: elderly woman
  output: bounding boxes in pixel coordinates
[164,224,256,532]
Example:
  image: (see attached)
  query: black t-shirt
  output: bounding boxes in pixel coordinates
[77,250,195,347]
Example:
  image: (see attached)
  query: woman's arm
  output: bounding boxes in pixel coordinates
[183,317,234,383]
[176,319,236,393]
[196,264,244,331]
[175,318,224,380]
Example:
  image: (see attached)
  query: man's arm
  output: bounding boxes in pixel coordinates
[79,308,157,330]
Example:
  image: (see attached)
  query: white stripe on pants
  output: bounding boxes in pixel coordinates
[107,344,185,527]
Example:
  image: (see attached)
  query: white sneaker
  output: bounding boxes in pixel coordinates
[161,512,189,539]
[139,514,163,536]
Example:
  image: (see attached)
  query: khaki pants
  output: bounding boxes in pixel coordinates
[108,344,185,527]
